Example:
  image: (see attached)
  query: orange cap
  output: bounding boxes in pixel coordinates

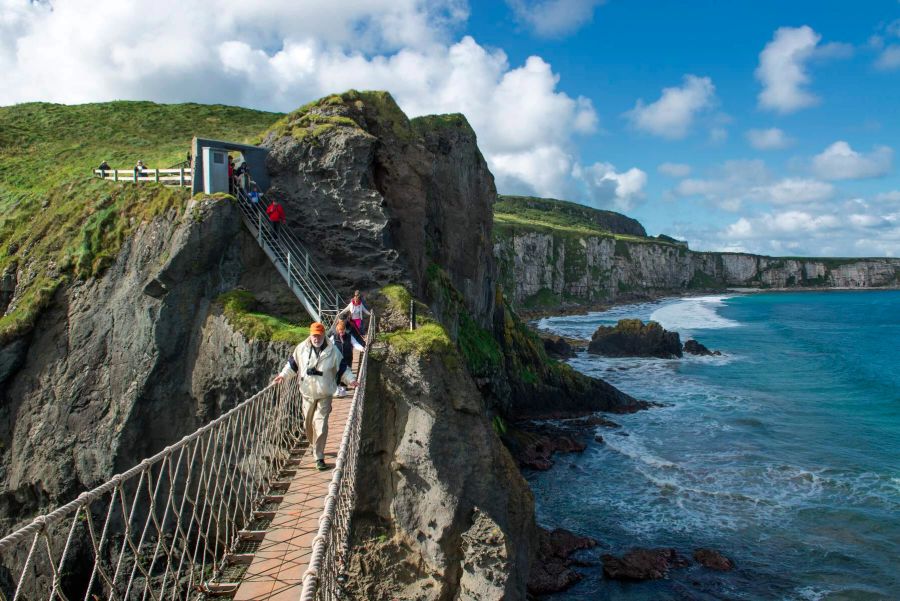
[310,322,325,335]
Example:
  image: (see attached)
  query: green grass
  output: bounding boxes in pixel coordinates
[383,322,454,356]
[257,89,412,145]
[0,100,283,343]
[493,195,657,242]
[217,290,310,344]
[380,284,413,315]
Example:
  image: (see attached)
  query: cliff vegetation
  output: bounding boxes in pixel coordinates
[0,101,282,343]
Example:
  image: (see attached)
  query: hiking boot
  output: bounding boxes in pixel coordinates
[336,386,347,396]
[316,459,328,471]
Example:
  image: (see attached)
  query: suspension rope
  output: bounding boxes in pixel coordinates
[0,381,303,600]
[300,314,375,600]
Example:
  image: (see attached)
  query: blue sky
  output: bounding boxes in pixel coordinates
[2,0,899,256]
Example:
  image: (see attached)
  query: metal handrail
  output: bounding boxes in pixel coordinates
[234,185,344,326]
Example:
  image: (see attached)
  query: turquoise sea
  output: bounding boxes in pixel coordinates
[532,291,900,601]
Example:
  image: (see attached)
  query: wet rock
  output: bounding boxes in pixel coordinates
[684,339,721,356]
[542,335,576,359]
[693,548,734,571]
[602,548,690,580]
[594,435,604,444]
[588,319,682,358]
[527,527,598,596]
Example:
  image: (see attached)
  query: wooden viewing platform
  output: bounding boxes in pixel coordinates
[230,350,361,600]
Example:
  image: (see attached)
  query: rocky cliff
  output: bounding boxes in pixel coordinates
[258,91,644,599]
[494,199,900,310]
[1,94,646,600]
[0,197,294,531]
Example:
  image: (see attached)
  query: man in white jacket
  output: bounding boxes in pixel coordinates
[273,322,357,471]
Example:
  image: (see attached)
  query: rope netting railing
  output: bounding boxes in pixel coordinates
[301,314,375,601]
[0,380,304,601]
[232,185,343,328]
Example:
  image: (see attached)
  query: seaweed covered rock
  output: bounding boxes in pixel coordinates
[602,548,690,580]
[588,319,682,358]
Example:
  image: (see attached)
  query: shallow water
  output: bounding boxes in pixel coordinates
[532,291,900,601]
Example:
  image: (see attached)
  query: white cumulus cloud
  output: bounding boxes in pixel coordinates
[0,0,616,203]
[674,160,834,211]
[574,162,648,211]
[625,75,716,139]
[811,141,893,180]
[746,127,792,150]
[506,0,605,37]
[755,26,850,113]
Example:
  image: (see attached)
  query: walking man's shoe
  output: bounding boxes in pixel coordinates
[316,459,328,471]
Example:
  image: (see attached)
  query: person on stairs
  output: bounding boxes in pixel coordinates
[265,198,286,244]
[273,322,357,471]
[331,319,365,396]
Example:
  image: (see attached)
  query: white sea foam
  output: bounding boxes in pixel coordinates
[649,295,740,337]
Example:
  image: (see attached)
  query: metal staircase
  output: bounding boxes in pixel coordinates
[234,185,344,328]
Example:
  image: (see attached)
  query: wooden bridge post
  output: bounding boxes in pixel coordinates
[155,169,159,183]
[287,252,292,288]
[113,170,118,182]
[180,167,185,187]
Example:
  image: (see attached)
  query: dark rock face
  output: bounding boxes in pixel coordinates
[0,199,291,531]
[602,548,690,580]
[347,318,535,600]
[588,319,682,358]
[541,335,576,359]
[693,548,734,571]
[527,527,598,596]
[263,95,497,328]
[684,339,721,356]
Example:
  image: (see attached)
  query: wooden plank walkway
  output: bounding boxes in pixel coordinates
[233,351,359,600]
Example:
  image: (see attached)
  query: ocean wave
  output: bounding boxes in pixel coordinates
[649,295,741,336]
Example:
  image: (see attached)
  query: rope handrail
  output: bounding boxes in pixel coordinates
[0,380,305,600]
[300,313,374,600]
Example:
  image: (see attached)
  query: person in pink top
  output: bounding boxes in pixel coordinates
[342,290,371,333]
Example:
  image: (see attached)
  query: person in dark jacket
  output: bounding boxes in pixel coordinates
[331,319,365,396]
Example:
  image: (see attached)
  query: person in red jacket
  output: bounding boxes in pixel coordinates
[266,199,286,242]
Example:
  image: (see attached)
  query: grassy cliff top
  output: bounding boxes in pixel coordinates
[494,195,668,244]
[0,100,282,342]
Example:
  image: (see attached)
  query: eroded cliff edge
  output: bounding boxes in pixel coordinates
[494,196,900,312]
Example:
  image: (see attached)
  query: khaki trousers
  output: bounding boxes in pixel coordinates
[302,395,333,461]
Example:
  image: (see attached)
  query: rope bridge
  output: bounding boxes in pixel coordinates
[0,317,375,601]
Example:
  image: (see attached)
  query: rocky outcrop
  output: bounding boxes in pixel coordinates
[602,548,691,580]
[540,335,577,359]
[527,527,598,596]
[0,198,292,531]
[588,319,682,358]
[495,226,900,311]
[346,306,535,600]
[263,94,496,328]
[693,548,735,571]
[684,339,720,356]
